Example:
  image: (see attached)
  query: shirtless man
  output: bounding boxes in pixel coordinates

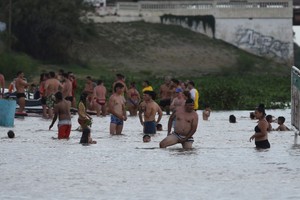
[139,91,162,135]
[44,71,63,118]
[160,98,199,149]
[0,73,5,98]
[112,73,127,95]
[108,82,127,135]
[15,71,30,113]
[159,76,173,115]
[170,88,186,112]
[83,76,95,110]
[61,73,73,103]
[93,80,107,116]
[49,91,72,139]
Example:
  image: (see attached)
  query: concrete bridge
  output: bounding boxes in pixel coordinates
[94,0,294,64]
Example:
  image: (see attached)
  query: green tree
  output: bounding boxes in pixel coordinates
[0,0,96,63]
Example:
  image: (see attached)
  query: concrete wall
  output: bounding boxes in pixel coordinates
[92,0,294,64]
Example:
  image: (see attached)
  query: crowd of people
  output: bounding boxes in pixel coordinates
[0,71,291,149]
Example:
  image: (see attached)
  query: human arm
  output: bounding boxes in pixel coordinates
[138,102,145,125]
[167,111,176,135]
[180,113,198,142]
[156,106,163,124]
[122,102,127,121]
[49,105,59,129]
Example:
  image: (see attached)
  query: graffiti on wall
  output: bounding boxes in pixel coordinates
[235,28,290,61]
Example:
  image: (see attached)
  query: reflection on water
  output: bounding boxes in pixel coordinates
[1,109,300,200]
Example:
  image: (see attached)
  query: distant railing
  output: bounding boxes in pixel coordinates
[291,66,300,132]
[117,0,292,11]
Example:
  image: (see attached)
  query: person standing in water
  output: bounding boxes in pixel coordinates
[108,82,127,135]
[249,104,270,149]
[159,98,198,149]
[49,92,72,139]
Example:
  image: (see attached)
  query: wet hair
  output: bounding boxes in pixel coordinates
[143,134,151,139]
[116,73,124,79]
[156,123,162,130]
[229,115,236,123]
[130,82,136,87]
[255,104,266,116]
[188,81,195,87]
[80,92,88,103]
[143,134,151,142]
[49,71,56,78]
[278,116,286,124]
[266,115,273,123]
[55,91,63,101]
[97,80,103,85]
[80,128,90,144]
[114,82,125,92]
[17,71,23,76]
[183,91,191,99]
[7,130,15,138]
[143,80,150,86]
[171,79,179,85]
[185,98,194,104]
[143,90,156,100]
[250,112,255,119]
[204,104,210,108]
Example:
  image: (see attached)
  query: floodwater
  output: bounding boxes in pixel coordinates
[1,109,300,200]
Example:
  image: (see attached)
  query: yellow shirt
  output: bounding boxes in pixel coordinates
[142,86,153,92]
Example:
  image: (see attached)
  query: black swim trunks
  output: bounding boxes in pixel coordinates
[159,99,171,107]
[255,140,270,149]
[16,93,26,99]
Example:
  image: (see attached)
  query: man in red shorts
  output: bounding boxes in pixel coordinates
[49,91,72,139]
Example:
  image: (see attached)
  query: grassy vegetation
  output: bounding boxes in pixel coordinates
[0,21,293,110]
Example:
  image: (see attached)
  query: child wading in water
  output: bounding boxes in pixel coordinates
[275,116,290,131]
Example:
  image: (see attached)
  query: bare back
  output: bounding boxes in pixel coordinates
[45,78,62,96]
[144,101,163,122]
[54,100,71,121]
[94,85,106,100]
[62,79,72,98]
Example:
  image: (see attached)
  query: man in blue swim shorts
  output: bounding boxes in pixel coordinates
[108,82,127,135]
[160,98,198,149]
[139,91,162,136]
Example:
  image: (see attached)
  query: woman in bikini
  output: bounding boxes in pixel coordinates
[249,104,270,149]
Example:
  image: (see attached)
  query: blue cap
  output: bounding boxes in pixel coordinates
[175,88,183,93]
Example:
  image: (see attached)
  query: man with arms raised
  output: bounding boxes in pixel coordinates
[44,71,63,119]
[108,82,127,135]
[15,71,30,113]
[49,91,72,139]
[160,98,198,149]
[139,91,163,136]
